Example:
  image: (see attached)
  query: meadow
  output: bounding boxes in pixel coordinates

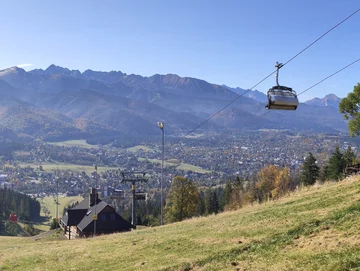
[18,162,119,175]
[47,140,96,149]
[138,158,211,174]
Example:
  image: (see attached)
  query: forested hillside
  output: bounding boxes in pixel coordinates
[0,188,41,235]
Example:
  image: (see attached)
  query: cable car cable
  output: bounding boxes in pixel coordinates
[235,57,360,132]
[170,8,360,145]
[281,8,360,70]
[169,57,360,180]
[297,58,360,96]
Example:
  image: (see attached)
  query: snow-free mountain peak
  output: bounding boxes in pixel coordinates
[305,93,341,108]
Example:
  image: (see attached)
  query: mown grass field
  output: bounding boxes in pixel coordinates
[127,145,157,153]
[18,163,119,175]
[47,139,96,149]
[24,196,84,232]
[38,195,84,219]
[1,177,360,270]
[138,158,211,174]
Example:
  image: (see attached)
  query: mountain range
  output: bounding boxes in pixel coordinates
[0,65,347,142]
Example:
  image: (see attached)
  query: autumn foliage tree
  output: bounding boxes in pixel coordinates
[256,165,292,202]
[272,167,291,199]
[165,176,199,223]
[256,165,281,202]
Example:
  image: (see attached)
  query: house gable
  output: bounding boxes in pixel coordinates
[61,188,134,238]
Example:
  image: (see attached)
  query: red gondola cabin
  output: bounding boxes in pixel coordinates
[9,214,18,223]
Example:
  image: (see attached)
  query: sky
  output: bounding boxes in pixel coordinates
[0,0,359,101]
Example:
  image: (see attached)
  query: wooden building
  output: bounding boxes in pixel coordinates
[60,188,134,239]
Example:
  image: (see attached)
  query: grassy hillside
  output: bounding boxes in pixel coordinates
[1,177,360,270]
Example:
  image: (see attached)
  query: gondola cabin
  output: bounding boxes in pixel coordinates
[110,189,124,200]
[266,86,299,110]
[9,214,18,223]
[265,61,299,111]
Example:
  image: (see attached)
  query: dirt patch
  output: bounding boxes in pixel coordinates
[290,228,360,252]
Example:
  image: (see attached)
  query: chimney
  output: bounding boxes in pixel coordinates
[89,187,97,207]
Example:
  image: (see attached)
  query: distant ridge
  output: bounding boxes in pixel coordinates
[305,94,341,108]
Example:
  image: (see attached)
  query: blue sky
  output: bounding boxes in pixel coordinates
[0,0,359,101]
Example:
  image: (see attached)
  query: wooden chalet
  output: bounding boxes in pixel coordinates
[60,188,134,239]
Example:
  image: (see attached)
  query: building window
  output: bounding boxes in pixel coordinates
[100,213,106,221]
[110,213,115,221]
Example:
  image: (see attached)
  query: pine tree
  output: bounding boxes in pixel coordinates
[343,146,356,167]
[210,190,220,214]
[301,152,320,186]
[195,191,205,216]
[326,146,346,180]
[220,182,232,210]
[319,165,328,182]
[205,189,220,215]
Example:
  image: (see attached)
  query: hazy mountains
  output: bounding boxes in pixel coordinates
[0,65,347,142]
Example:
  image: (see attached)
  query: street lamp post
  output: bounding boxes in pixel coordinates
[93,165,98,237]
[157,121,164,225]
[55,173,59,231]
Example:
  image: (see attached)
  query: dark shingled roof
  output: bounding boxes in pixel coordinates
[71,198,100,210]
[77,201,108,231]
[61,194,135,233]
[61,197,134,233]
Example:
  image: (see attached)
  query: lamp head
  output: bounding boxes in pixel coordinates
[157,121,164,129]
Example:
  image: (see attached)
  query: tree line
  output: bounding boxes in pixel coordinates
[162,145,357,224]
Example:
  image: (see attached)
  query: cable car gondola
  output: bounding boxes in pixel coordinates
[266,62,299,110]
[9,214,18,223]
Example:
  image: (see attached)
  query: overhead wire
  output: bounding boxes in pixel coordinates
[297,58,360,96]
[172,7,360,142]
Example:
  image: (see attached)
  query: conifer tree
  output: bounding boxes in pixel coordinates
[301,152,320,186]
[195,191,205,216]
[326,146,346,180]
[205,189,220,215]
[221,182,232,209]
[343,146,356,167]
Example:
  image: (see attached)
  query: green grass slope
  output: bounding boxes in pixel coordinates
[1,177,360,271]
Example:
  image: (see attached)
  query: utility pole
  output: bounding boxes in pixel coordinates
[120,171,147,229]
